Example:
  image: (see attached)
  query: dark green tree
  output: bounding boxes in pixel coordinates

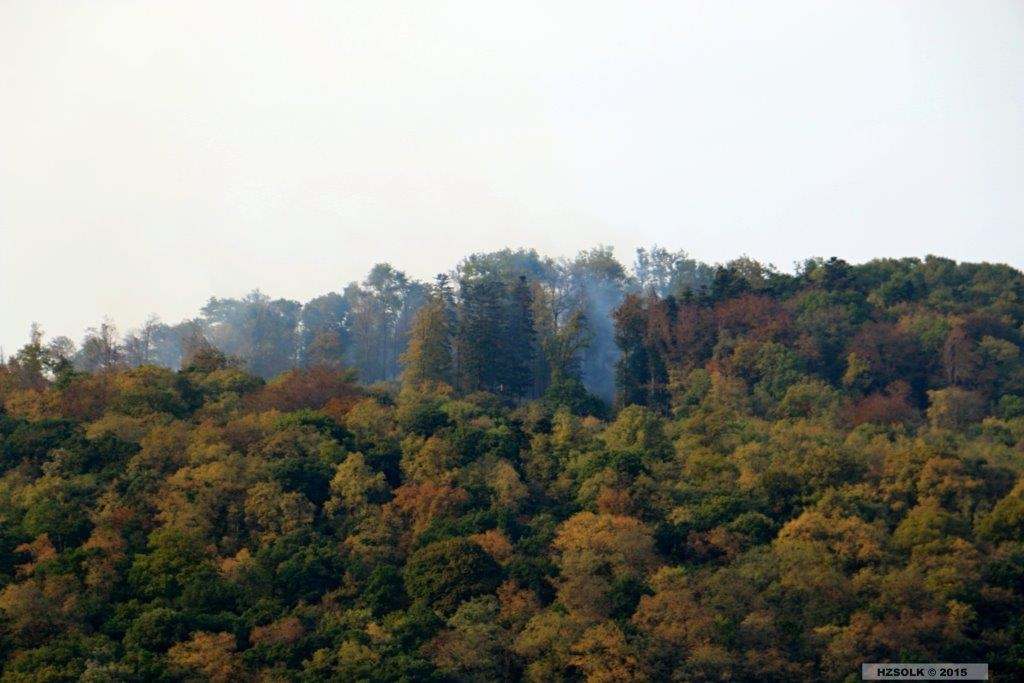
[403,537,502,616]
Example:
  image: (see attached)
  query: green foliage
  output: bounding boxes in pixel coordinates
[543,377,607,418]
[363,565,408,616]
[270,458,334,507]
[256,531,345,604]
[403,537,502,616]
[111,366,191,418]
[128,528,210,601]
[123,607,190,652]
[1,251,1023,680]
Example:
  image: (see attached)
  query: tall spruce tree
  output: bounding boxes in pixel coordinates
[504,276,537,398]
[456,277,507,394]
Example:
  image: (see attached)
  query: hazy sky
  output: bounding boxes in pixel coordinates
[2,1,1023,353]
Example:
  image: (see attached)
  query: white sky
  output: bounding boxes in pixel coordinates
[1,1,1023,353]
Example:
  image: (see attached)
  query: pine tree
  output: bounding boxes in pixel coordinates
[503,276,537,398]
[456,277,507,394]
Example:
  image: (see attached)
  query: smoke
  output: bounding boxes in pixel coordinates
[579,277,623,404]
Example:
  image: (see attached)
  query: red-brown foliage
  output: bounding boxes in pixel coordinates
[248,365,361,412]
[844,381,919,427]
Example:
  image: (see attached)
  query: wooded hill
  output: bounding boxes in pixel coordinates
[0,249,1023,681]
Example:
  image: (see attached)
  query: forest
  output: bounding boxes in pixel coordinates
[0,247,1023,681]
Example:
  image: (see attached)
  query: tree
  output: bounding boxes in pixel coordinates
[551,512,657,621]
[976,481,1024,545]
[426,596,512,682]
[403,537,502,616]
[845,323,922,397]
[244,481,315,545]
[201,291,301,378]
[4,324,57,391]
[77,318,122,373]
[128,528,211,601]
[0,578,66,648]
[307,330,345,368]
[300,292,349,366]
[456,277,507,394]
[402,282,455,387]
[632,567,715,658]
[926,388,986,430]
[514,609,585,681]
[345,264,426,382]
[634,245,713,297]
[324,451,388,526]
[568,621,648,683]
[504,275,538,398]
[121,315,164,368]
[534,285,592,391]
[166,631,246,682]
[613,294,669,411]
[602,405,672,463]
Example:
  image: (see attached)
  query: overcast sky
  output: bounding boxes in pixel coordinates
[2,1,1023,353]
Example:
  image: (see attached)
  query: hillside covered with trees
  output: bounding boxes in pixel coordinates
[1,248,1023,681]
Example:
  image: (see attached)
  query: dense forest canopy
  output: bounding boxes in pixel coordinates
[0,247,1023,681]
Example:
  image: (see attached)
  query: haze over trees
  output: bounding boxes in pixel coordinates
[1,247,1023,681]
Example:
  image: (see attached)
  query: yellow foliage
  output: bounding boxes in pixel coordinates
[167,631,244,683]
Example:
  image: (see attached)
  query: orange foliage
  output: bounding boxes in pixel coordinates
[167,632,245,683]
[471,529,514,565]
[844,382,919,427]
[58,374,117,421]
[322,395,361,422]
[713,294,791,342]
[497,580,541,627]
[250,616,306,646]
[250,365,361,412]
[15,534,57,577]
[596,488,633,516]
[383,483,469,548]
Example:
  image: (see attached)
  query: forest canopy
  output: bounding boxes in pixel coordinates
[1,247,1023,681]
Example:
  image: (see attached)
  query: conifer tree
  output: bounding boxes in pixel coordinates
[504,275,537,398]
[456,277,507,394]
